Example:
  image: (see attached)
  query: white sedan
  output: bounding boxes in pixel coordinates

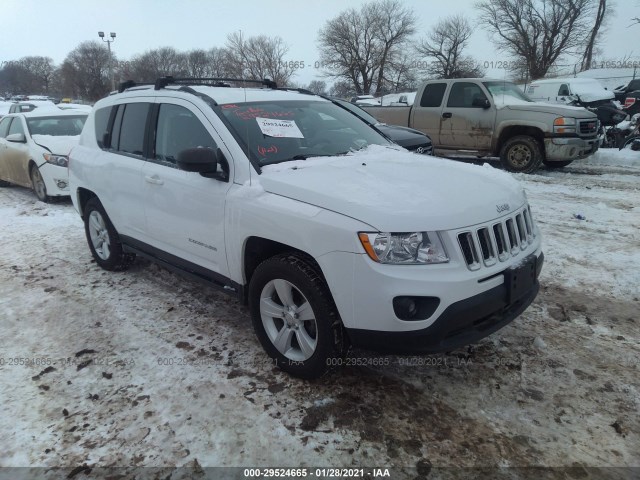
[0,110,87,202]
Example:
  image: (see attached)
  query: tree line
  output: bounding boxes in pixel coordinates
[0,0,626,102]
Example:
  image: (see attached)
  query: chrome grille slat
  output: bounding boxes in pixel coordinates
[458,205,536,270]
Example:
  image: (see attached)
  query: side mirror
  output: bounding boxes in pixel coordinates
[6,133,26,143]
[472,97,491,109]
[177,147,228,180]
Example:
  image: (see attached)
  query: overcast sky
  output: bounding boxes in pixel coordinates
[1,0,638,86]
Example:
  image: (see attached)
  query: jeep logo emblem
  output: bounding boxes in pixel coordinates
[496,203,510,213]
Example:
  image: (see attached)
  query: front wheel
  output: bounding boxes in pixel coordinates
[620,136,640,151]
[248,253,346,379]
[499,136,543,173]
[83,197,135,271]
[543,159,573,168]
[30,166,50,202]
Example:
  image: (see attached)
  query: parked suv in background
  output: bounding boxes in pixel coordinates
[69,77,543,379]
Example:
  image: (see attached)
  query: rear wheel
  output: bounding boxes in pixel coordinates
[543,159,573,168]
[83,197,135,271]
[248,253,346,379]
[30,166,50,202]
[499,136,543,173]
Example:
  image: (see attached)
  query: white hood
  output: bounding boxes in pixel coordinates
[31,135,79,156]
[259,145,526,232]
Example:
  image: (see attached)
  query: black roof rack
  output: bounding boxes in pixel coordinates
[117,80,154,93]
[154,76,278,90]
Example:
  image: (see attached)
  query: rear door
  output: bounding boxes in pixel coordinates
[142,98,232,280]
[439,81,496,151]
[411,82,448,144]
[98,100,151,239]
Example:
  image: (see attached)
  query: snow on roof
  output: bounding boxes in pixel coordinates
[576,68,639,90]
[187,86,329,105]
[23,108,89,118]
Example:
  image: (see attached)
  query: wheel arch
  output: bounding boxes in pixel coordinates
[497,126,545,155]
[242,236,327,304]
[76,187,98,220]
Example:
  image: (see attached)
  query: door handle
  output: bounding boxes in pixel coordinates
[442,112,452,119]
[145,175,164,185]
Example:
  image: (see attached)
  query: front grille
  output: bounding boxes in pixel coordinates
[578,119,598,136]
[458,206,536,270]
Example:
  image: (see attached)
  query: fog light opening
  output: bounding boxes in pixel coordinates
[393,296,441,321]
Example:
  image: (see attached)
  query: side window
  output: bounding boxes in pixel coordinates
[0,117,12,138]
[94,106,113,149]
[420,83,447,107]
[110,104,124,151]
[558,84,570,96]
[154,104,217,166]
[117,103,149,156]
[7,117,25,136]
[447,82,489,108]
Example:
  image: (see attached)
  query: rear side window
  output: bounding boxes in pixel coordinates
[94,106,113,149]
[447,82,488,108]
[154,104,217,166]
[0,117,12,138]
[420,83,447,107]
[114,103,150,156]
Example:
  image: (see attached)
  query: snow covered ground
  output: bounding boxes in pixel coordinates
[0,149,638,478]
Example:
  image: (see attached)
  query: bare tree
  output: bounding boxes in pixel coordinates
[225,33,295,86]
[306,80,328,95]
[317,0,415,95]
[207,47,232,77]
[415,15,483,79]
[123,47,188,82]
[476,0,594,79]
[382,53,420,92]
[581,0,610,71]
[60,41,113,101]
[329,79,356,98]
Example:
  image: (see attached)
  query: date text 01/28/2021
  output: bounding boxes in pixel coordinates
[243,468,391,477]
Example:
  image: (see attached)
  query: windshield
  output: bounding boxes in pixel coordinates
[217,100,392,166]
[27,115,87,136]
[330,98,380,125]
[483,82,533,103]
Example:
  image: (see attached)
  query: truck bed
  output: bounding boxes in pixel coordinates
[362,105,411,127]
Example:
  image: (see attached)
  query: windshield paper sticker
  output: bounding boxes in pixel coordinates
[256,117,304,138]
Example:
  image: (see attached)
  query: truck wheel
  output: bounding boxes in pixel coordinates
[83,197,135,271]
[543,160,573,168]
[621,136,640,151]
[0,179,11,187]
[500,136,543,173]
[248,253,346,379]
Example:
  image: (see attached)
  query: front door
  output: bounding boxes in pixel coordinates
[143,99,232,280]
[439,81,496,151]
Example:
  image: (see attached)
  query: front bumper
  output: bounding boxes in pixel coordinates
[38,163,70,197]
[544,136,599,161]
[346,253,543,354]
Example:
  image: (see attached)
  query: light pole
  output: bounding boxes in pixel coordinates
[98,31,116,91]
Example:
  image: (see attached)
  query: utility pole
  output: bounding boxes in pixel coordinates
[98,31,116,91]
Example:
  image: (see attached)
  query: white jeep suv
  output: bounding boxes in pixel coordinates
[69,77,544,379]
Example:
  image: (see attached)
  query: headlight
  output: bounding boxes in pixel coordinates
[43,153,68,167]
[358,231,449,265]
[553,117,576,134]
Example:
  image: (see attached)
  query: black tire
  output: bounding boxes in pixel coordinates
[620,136,640,151]
[83,197,135,271]
[29,165,51,202]
[543,159,574,168]
[499,135,543,173]
[248,253,346,379]
[0,179,11,187]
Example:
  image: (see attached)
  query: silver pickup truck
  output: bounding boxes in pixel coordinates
[363,78,600,173]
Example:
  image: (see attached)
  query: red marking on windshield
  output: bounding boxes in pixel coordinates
[234,107,295,121]
[222,104,239,109]
[258,145,279,156]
